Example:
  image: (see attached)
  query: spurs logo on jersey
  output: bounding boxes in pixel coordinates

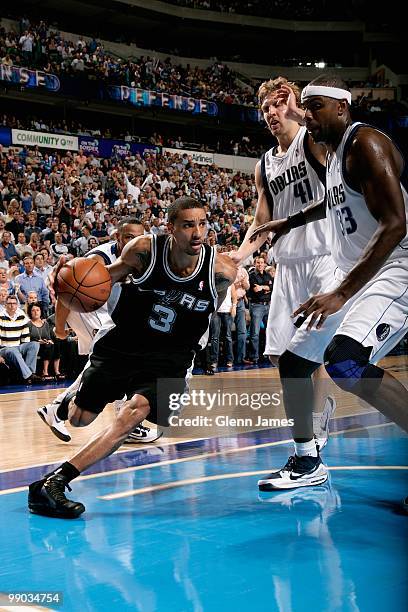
[261,126,330,262]
[150,288,210,312]
[96,234,218,355]
[326,122,408,272]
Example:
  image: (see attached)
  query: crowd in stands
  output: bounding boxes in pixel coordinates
[0,138,280,383]
[0,114,267,159]
[0,18,257,107]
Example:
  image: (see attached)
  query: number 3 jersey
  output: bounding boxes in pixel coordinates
[326,122,408,273]
[261,126,329,263]
[95,234,218,356]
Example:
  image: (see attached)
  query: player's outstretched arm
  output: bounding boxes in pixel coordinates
[214,253,238,308]
[249,197,326,244]
[107,235,152,282]
[232,162,272,265]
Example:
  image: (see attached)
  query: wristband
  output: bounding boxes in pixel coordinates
[286,211,306,229]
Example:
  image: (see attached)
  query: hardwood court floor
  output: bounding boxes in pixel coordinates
[0,355,407,472]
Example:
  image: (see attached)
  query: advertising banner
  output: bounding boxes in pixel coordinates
[0,64,60,92]
[11,129,78,150]
[108,86,218,116]
[162,147,214,165]
[78,137,159,158]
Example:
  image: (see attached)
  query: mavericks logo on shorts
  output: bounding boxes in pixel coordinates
[376,323,391,342]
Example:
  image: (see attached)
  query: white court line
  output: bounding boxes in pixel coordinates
[0,409,383,474]
[0,421,400,497]
[0,434,213,474]
[0,438,292,496]
[100,465,408,500]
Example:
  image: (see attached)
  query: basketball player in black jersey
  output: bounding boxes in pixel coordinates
[28,197,237,518]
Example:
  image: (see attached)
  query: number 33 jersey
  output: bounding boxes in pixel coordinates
[326,122,408,273]
[96,234,218,356]
[261,126,329,263]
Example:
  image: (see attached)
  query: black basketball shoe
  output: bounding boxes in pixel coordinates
[28,474,85,519]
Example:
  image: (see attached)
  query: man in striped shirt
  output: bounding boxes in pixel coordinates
[0,295,40,383]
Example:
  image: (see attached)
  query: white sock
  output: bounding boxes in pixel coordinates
[294,439,318,458]
[53,374,82,405]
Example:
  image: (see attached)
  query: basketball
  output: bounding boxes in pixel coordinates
[56,257,112,313]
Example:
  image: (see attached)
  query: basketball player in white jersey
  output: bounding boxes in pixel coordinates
[232,76,336,457]
[252,76,408,502]
[37,217,161,444]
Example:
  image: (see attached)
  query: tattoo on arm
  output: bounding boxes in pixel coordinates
[133,250,151,276]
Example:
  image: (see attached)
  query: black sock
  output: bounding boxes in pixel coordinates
[56,390,77,420]
[48,461,81,483]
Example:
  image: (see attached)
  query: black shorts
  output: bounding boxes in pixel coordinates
[75,349,195,426]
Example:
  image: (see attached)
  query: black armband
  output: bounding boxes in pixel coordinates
[286,211,306,229]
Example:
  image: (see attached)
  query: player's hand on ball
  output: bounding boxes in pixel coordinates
[49,255,67,303]
[56,257,111,312]
[293,290,348,330]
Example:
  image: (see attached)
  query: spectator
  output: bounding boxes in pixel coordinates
[0,247,9,270]
[72,226,91,255]
[5,211,25,241]
[209,283,237,371]
[24,214,42,242]
[27,232,41,254]
[0,294,40,383]
[50,232,69,263]
[35,184,53,218]
[15,233,34,258]
[42,218,60,244]
[33,253,53,284]
[86,236,99,252]
[20,187,33,214]
[59,222,72,244]
[233,265,250,364]
[0,286,9,314]
[91,220,109,243]
[247,257,273,364]
[15,255,50,315]
[28,302,61,381]
[1,231,18,261]
[0,269,15,296]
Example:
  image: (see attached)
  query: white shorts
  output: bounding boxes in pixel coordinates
[67,309,112,355]
[265,255,337,356]
[288,258,408,364]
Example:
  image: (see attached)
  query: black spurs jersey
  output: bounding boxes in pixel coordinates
[95,234,218,356]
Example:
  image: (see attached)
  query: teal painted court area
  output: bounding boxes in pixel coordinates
[1,423,407,612]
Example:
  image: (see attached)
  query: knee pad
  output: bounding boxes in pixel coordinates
[324,334,383,392]
[279,350,320,379]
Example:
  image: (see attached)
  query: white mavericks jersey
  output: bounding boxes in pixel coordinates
[66,241,122,355]
[326,122,408,273]
[261,126,329,263]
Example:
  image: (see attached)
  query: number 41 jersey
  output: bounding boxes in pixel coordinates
[261,126,329,263]
[326,122,408,273]
[97,234,218,356]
